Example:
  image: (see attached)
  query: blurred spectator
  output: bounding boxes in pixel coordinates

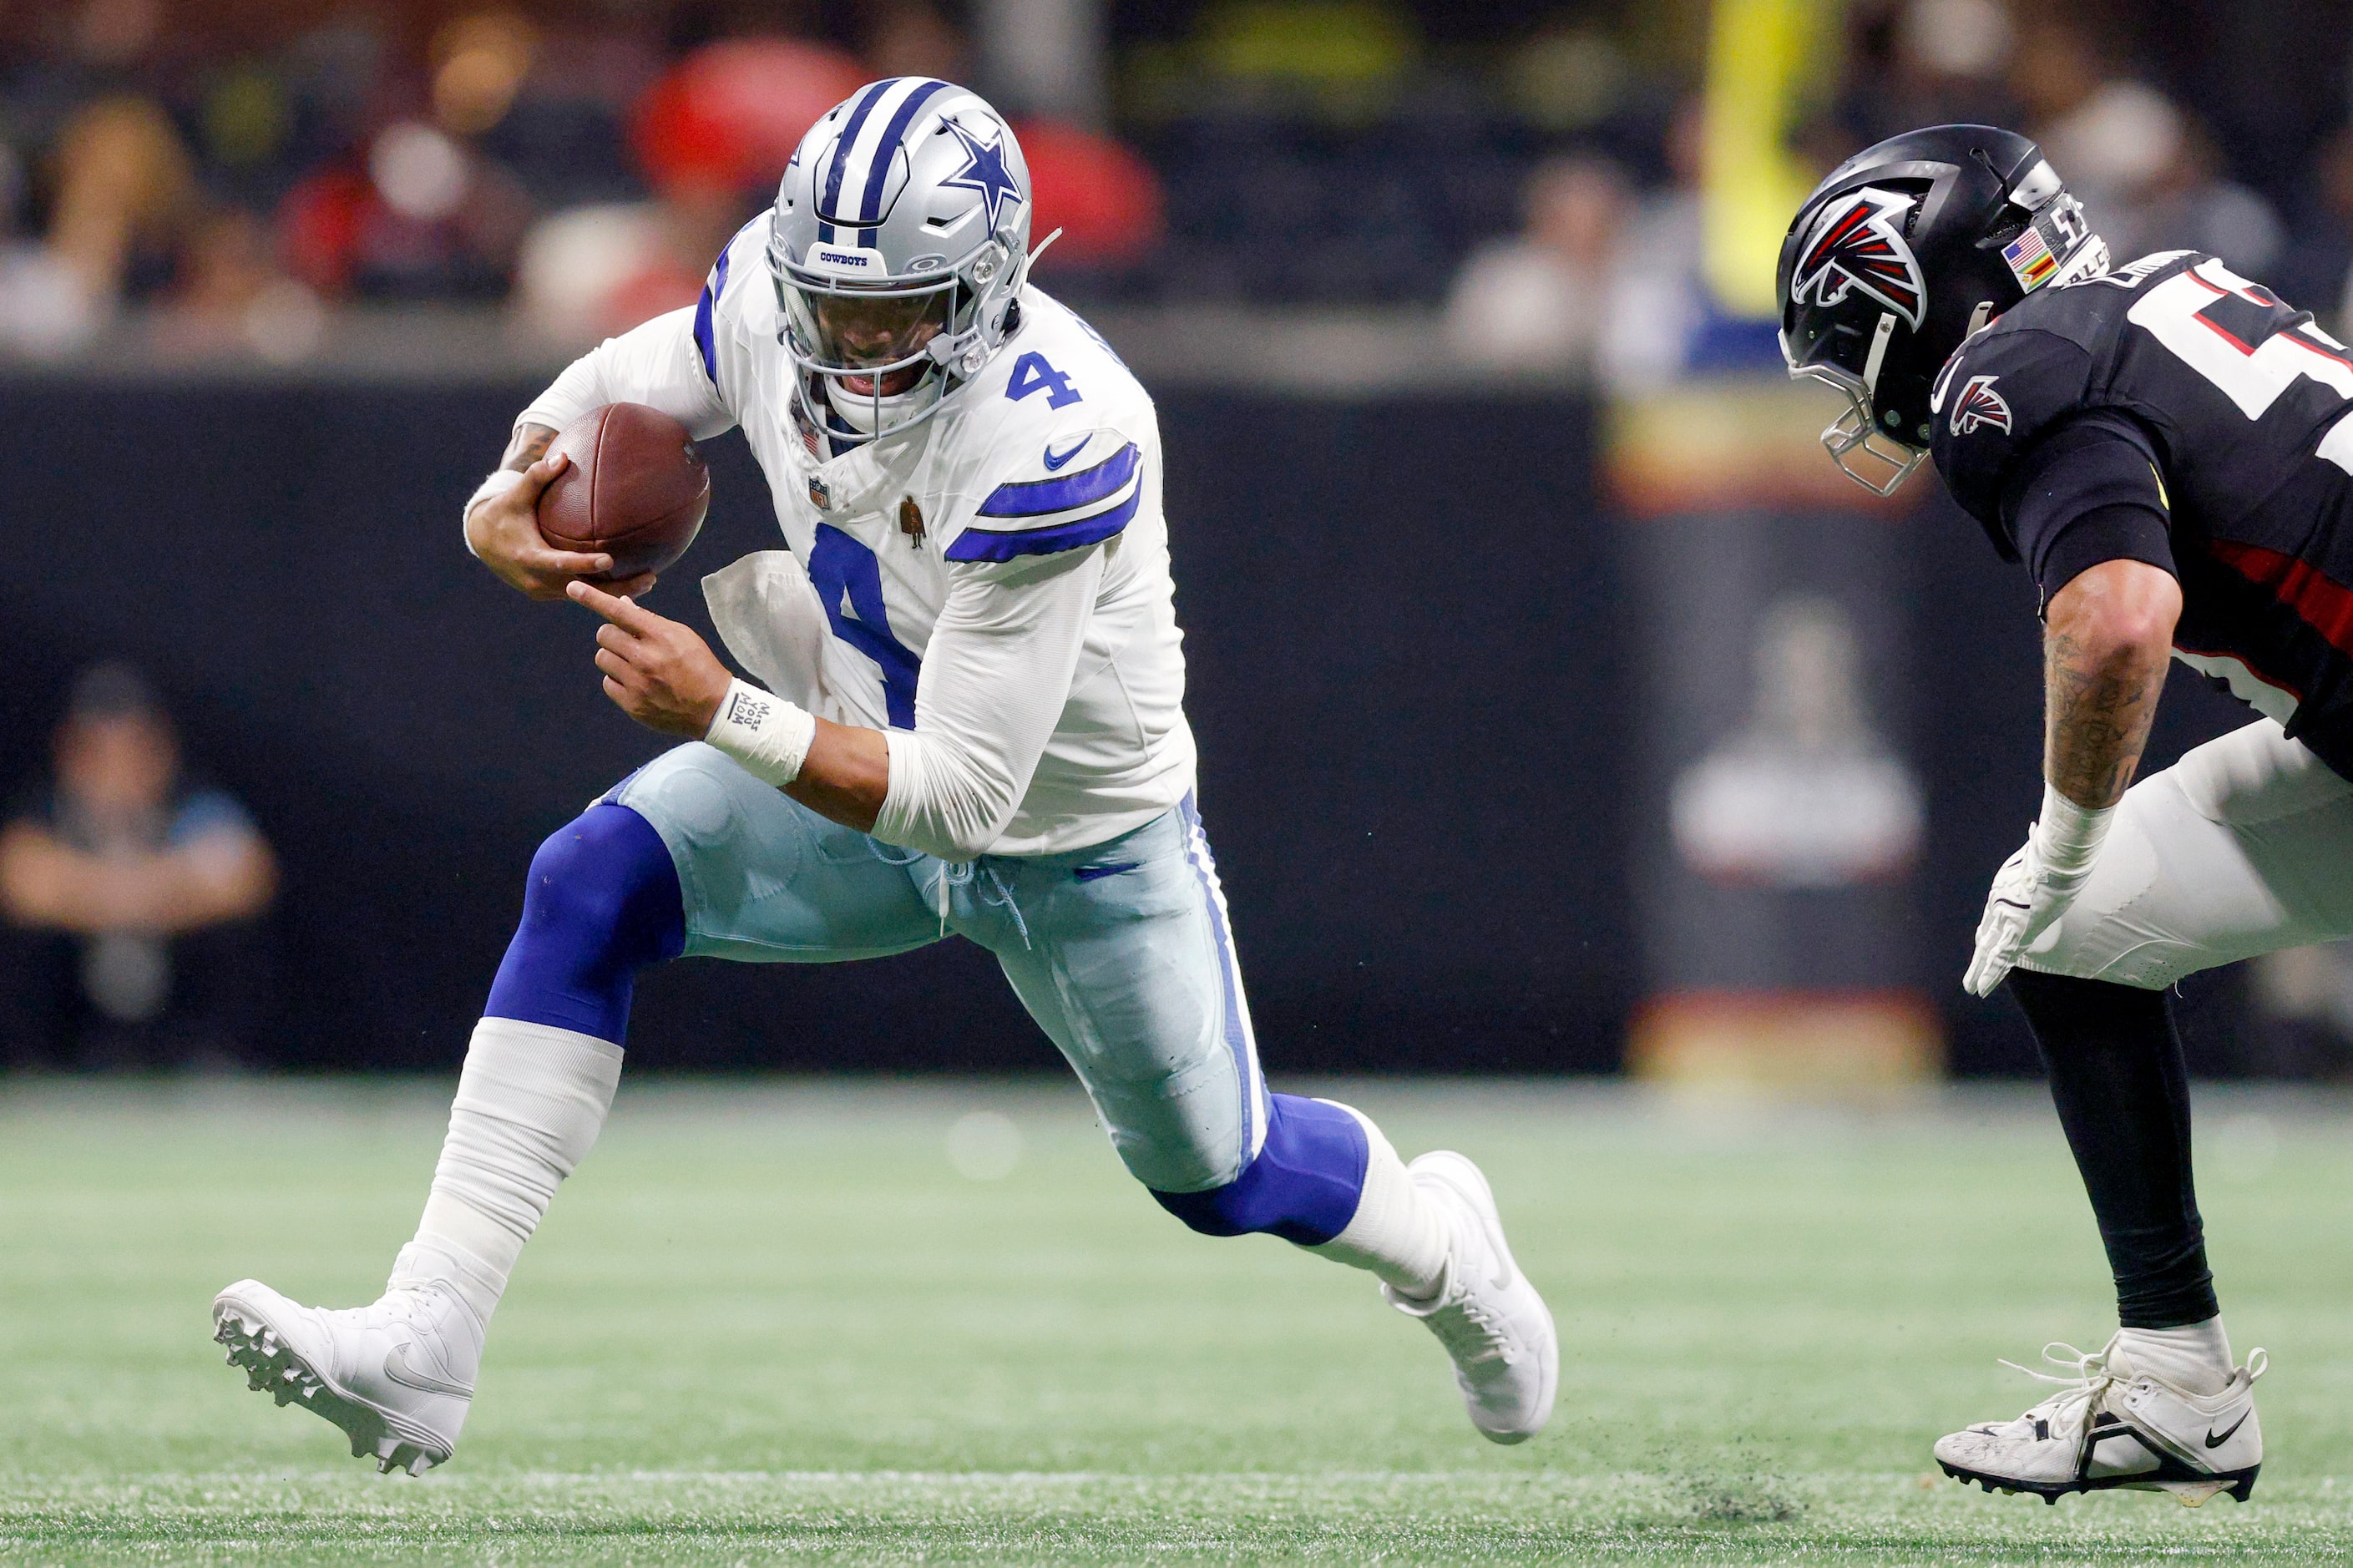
[515,35,864,344]
[1588,100,1783,393]
[1445,155,1627,375]
[2011,13,2178,257]
[149,205,326,362]
[1018,117,1166,279]
[863,0,971,83]
[0,0,199,356]
[2131,117,2285,280]
[281,117,534,303]
[0,664,276,1073]
[1834,0,2018,150]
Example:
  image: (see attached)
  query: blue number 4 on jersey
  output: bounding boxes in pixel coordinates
[1006,352,1082,408]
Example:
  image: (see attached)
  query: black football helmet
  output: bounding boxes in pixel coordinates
[1777,125,2107,494]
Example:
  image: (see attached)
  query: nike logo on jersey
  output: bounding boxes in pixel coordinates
[1073,861,1137,882]
[2205,1411,2251,1449]
[1042,436,1090,471]
[382,1342,473,1400]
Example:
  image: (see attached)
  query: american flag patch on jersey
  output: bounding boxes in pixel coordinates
[2002,225,2058,291]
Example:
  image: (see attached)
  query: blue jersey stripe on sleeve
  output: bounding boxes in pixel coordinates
[945,489,1141,562]
[692,245,731,387]
[977,442,1140,518]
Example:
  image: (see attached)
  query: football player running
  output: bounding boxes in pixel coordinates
[207,80,1556,1474]
[1775,125,2353,1505]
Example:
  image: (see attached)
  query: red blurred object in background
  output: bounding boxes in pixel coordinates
[281,166,372,295]
[632,40,869,196]
[1015,119,1165,270]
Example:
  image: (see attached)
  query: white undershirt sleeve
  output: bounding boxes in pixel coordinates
[874,548,1105,862]
[516,306,735,443]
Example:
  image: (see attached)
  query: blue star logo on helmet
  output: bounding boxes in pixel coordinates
[1792,188,1927,330]
[940,119,1023,231]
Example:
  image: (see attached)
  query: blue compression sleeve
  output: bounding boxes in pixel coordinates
[1151,1093,1369,1245]
[483,802,686,1044]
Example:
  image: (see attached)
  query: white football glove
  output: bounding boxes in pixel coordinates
[1964,784,2116,997]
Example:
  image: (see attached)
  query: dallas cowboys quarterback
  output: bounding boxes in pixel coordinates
[1773,122,2353,1505]
[203,79,1556,1473]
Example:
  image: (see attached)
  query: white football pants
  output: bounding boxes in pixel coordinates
[2020,718,2353,989]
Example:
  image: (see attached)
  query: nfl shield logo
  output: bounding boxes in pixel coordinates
[807,473,832,510]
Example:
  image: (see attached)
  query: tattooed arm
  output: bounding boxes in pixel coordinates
[2041,559,2183,807]
[1962,558,2182,995]
[502,422,556,473]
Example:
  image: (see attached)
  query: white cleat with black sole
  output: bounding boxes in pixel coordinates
[211,1247,486,1475]
[1385,1150,1559,1444]
[1935,1335,2264,1506]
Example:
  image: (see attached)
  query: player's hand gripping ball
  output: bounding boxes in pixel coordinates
[538,404,711,584]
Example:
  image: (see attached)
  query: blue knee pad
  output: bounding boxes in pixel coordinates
[1151,1094,1369,1246]
[483,802,686,1044]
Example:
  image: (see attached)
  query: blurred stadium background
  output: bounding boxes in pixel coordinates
[7,0,2351,1084]
[8,0,2353,1557]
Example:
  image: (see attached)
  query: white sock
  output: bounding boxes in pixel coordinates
[1306,1101,1450,1297]
[406,1017,625,1321]
[2115,1318,2234,1396]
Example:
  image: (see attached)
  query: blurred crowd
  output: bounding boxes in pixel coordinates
[1448,0,2353,387]
[0,0,1165,359]
[0,0,2350,380]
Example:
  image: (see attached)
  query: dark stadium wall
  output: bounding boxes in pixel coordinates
[0,379,2256,1075]
[0,382,1635,1075]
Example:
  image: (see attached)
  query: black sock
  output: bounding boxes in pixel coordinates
[2006,970,2219,1328]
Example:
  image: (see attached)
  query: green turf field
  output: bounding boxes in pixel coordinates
[4,1077,2353,1563]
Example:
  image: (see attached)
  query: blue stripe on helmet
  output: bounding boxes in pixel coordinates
[692,244,731,387]
[944,488,1141,562]
[821,80,893,223]
[857,78,951,242]
[976,443,1140,518]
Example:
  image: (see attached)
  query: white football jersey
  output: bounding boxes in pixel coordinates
[519,215,1196,858]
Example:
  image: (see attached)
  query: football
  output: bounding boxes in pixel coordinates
[537,402,711,582]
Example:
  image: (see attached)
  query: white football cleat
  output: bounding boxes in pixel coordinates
[1384,1150,1558,1444]
[1936,1335,2265,1505]
[211,1246,486,1475]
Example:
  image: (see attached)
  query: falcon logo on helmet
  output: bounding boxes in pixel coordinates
[1791,189,1927,330]
[1948,374,2012,437]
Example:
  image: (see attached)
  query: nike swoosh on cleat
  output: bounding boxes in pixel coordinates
[382,1343,473,1399]
[1042,437,1089,470]
[2205,1411,2251,1449]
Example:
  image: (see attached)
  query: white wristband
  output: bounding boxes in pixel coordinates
[463,468,528,559]
[2032,781,2114,876]
[703,679,818,787]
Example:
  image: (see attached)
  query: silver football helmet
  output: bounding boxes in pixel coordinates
[769,78,1035,442]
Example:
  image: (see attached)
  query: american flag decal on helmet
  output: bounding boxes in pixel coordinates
[1948,374,2012,436]
[1792,189,1926,329]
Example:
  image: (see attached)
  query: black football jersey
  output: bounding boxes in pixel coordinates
[1930,249,2353,778]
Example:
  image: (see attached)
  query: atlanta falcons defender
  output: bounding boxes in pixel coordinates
[1774,122,2353,1506]
[206,79,1556,1472]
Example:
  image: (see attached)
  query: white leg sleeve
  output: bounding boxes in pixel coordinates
[411,1018,625,1314]
[1307,1101,1450,1297]
[2022,720,2353,989]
